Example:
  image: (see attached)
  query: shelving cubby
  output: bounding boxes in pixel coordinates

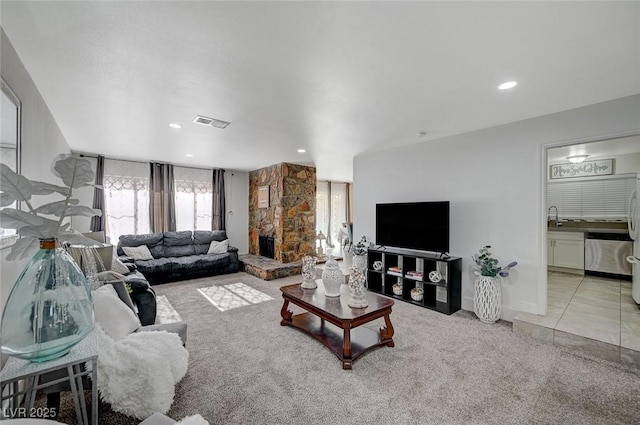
[367,247,462,315]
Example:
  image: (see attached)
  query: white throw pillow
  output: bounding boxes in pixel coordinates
[122,245,154,261]
[111,256,130,274]
[176,415,210,425]
[93,284,141,340]
[207,239,229,254]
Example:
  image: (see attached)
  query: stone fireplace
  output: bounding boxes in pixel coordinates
[259,236,275,259]
[249,163,316,263]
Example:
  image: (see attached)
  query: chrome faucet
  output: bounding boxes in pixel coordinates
[548,206,559,227]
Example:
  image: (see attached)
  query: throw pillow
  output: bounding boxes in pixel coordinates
[207,239,229,254]
[122,245,154,261]
[111,256,130,274]
[93,284,141,340]
[176,415,210,425]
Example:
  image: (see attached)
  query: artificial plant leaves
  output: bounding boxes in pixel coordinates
[0,154,103,260]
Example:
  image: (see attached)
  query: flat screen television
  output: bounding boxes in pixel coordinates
[376,201,450,253]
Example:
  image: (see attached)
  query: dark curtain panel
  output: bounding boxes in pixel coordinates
[149,162,176,233]
[212,169,226,230]
[90,155,105,232]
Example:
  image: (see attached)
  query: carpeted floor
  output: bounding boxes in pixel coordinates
[55,272,640,424]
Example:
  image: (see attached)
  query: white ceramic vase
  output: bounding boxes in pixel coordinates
[347,266,368,308]
[300,255,317,289]
[322,256,343,297]
[352,254,367,274]
[474,275,502,323]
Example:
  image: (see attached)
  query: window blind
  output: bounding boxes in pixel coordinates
[547,174,636,219]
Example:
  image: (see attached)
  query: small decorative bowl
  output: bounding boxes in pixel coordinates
[410,287,424,302]
[392,283,403,296]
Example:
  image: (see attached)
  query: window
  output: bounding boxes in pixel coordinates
[174,166,212,231]
[316,181,350,248]
[103,159,150,243]
[547,174,636,219]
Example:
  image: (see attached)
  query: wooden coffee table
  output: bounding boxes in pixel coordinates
[280,281,395,369]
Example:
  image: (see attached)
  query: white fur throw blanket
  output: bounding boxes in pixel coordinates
[95,323,189,419]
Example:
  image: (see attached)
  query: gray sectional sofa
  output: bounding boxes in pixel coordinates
[117,230,239,284]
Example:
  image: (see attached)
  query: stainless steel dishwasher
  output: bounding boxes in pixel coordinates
[585,232,633,278]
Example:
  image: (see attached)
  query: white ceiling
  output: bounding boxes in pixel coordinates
[2,1,639,181]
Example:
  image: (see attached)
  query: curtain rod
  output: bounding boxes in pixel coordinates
[77,153,225,172]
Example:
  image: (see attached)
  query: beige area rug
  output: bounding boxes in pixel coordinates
[155,295,182,324]
[197,282,273,312]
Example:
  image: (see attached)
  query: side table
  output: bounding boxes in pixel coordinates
[0,331,98,425]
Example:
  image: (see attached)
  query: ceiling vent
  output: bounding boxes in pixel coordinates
[193,115,230,129]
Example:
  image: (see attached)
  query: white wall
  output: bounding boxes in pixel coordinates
[1,29,72,316]
[354,95,640,320]
[225,170,249,254]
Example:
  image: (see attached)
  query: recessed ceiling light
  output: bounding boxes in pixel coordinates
[567,155,588,163]
[169,123,182,129]
[498,81,518,90]
[297,149,306,153]
[185,153,194,157]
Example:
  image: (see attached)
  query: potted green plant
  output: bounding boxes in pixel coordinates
[472,246,517,323]
[350,236,370,273]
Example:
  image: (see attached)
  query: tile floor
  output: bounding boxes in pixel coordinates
[514,271,640,367]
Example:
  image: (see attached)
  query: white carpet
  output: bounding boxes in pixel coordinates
[155,295,182,324]
[197,282,273,312]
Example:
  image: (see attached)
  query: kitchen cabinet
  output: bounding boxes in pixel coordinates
[548,231,585,270]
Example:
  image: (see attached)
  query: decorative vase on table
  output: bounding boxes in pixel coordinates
[473,275,502,323]
[322,255,343,297]
[300,255,317,289]
[352,254,367,275]
[0,239,94,362]
[347,266,368,308]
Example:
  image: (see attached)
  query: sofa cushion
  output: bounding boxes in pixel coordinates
[164,244,196,257]
[117,232,163,256]
[200,253,231,269]
[136,258,172,276]
[193,231,227,255]
[193,230,227,244]
[163,231,193,246]
[170,255,202,273]
[122,245,154,261]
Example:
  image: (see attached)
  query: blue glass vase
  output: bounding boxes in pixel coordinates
[1,239,94,362]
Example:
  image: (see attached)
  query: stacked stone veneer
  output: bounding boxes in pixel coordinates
[249,163,316,264]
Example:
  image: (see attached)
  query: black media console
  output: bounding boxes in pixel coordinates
[367,247,462,315]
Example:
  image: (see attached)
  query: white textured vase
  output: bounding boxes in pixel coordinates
[300,256,317,289]
[474,275,502,323]
[352,254,367,274]
[322,256,343,297]
[347,266,368,308]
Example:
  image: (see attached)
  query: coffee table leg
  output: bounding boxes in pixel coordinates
[380,313,395,347]
[280,299,292,326]
[342,324,353,370]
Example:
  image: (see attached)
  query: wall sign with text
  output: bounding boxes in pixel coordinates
[550,159,614,179]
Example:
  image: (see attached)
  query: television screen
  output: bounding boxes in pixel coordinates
[376,201,450,253]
